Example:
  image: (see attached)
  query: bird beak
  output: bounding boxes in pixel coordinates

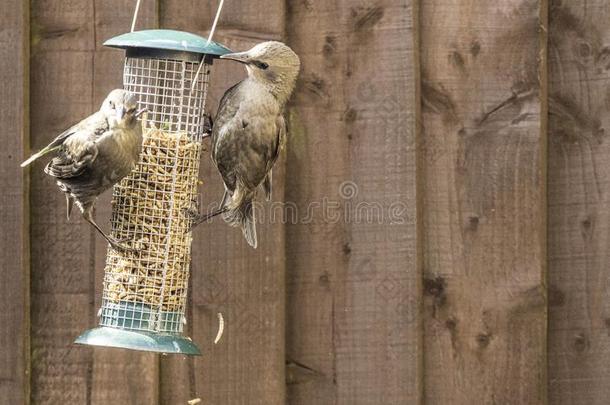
[220,51,250,64]
[117,106,126,120]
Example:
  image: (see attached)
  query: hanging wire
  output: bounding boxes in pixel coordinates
[191,0,226,92]
[206,0,225,46]
[131,0,142,32]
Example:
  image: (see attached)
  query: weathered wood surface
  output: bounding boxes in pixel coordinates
[285,0,421,404]
[158,1,287,404]
[420,1,547,404]
[548,1,610,404]
[90,1,159,404]
[14,1,610,403]
[0,0,29,404]
[30,0,97,402]
[29,1,159,403]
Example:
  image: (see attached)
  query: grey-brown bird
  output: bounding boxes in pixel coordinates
[189,41,300,248]
[22,89,145,251]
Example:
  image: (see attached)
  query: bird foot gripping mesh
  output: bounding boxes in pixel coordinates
[99,57,210,336]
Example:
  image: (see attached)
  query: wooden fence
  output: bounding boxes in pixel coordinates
[2,0,609,403]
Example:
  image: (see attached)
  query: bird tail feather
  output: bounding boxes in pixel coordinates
[223,182,257,249]
[241,208,257,249]
[66,195,74,221]
[21,145,60,168]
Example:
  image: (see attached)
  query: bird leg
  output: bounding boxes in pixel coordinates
[82,207,137,252]
[183,189,231,231]
[219,189,230,209]
[262,171,272,201]
[183,207,228,231]
[65,195,74,221]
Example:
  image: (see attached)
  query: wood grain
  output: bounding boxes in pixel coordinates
[89,2,159,404]
[548,1,610,404]
[0,0,29,404]
[17,1,610,403]
[158,1,287,404]
[420,1,547,404]
[30,0,96,402]
[285,1,421,404]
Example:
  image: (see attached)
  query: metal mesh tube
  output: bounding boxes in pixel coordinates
[100,56,210,334]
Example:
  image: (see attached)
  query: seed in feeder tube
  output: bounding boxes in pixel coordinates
[103,128,201,312]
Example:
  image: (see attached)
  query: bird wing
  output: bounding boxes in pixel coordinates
[44,143,99,179]
[21,111,107,167]
[211,81,243,161]
[49,111,108,150]
[211,81,246,186]
[213,112,283,191]
[44,113,108,179]
[211,80,285,194]
[261,115,286,200]
[268,114,285,172]
[217,81,242,116]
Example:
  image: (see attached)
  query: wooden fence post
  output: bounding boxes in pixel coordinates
[30,0,97,402]
[90,1,159,403]
[158,1,288,403]
[0,0,30,403]
[285,1,421,403]
[420,0,548,403]
[548,1,610,403]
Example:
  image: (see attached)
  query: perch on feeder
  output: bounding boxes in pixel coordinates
[75,29,231,355]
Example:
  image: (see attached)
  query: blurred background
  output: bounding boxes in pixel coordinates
[2,0,610,404]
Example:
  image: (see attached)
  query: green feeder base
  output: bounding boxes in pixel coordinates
[74,326,201,355]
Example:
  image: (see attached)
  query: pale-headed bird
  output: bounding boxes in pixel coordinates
[22,89,145,251]
[189,41,300,248]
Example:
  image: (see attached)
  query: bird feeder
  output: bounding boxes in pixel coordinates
[75,30,231,355]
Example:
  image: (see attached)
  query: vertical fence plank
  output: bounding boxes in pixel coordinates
[158,2,287,404]
[0,0,29,404]
[89,1,160,404]
[420,1,547,404]
[29,0,96,403]
[548,1,610,403]
[285,1,421,404]
[284,3,347,402]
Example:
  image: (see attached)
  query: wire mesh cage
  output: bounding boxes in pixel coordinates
[101,57,208,332]
[75,30,231,355]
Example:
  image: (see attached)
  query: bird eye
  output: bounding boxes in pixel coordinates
[254,61,269,70]
[108,101,115,109]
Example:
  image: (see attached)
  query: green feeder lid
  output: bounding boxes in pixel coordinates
[104,29,232,58]
[75,326,202,356]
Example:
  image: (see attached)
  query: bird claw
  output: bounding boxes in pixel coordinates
[182,204,226,233]
[201,114,213,137]
[182,207,201,232]
[182,207,200,220]
[108,237,139,253]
